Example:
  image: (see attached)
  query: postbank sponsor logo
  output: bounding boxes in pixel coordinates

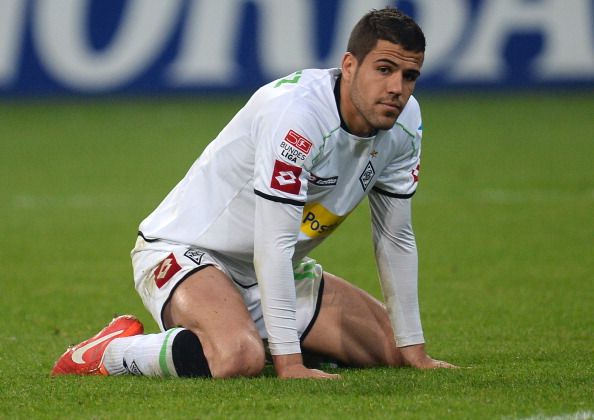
[300,203,347,238]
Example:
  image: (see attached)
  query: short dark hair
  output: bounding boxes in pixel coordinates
[347,8,425,63]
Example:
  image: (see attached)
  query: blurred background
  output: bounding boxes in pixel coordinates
[1,0,593,95]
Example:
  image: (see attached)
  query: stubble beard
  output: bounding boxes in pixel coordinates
[351,81,399,134]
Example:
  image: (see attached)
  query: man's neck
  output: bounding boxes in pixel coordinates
[334,75,377,137]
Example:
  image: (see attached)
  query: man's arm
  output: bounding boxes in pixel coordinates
[253,194,339,378]
[369,191,455,369]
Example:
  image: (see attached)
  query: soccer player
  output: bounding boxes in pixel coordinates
[52,7,455,380]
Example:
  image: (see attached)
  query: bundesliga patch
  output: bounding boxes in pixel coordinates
[308,173,338,187]
[270,159,302,195]
[184,249,205,265]
[285,130,312,153]
[278,130,312,164]
[153,253,182,289]
[359,161,375,191]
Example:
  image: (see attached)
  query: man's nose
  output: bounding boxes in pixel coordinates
[387,72,403,95]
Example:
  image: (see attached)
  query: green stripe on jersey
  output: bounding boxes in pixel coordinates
[274,70,303,88]
[396,122,415,138]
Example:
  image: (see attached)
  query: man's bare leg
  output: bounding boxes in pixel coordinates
[162,266,266,378]
[302,272,403,367]
[302,272,455,369]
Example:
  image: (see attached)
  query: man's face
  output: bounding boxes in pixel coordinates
[341,40,424,136]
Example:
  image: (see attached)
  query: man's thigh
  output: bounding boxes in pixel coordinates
[131,237,259,336]
[163,266,258,334]
[301,272,403,367]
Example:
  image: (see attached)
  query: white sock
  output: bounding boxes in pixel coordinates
[103,328,184,377]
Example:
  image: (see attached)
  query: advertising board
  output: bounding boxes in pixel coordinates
[1,0,593,95]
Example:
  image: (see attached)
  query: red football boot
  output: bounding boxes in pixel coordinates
[51,315,144,376]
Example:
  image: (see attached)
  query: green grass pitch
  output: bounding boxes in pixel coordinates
[0,92,592,419]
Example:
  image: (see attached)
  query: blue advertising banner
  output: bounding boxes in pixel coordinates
[1,0,593,95]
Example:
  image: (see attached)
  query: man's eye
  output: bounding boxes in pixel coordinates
[378,67,391,74]
[404,72,419,81]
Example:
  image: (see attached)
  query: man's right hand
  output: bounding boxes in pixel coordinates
[273,353,340,379]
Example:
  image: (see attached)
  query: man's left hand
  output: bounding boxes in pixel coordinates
[400,343,457,369]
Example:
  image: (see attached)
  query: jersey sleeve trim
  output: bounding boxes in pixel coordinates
[138,231,159,243]
[372,186,416,199]
[254,189,306,206]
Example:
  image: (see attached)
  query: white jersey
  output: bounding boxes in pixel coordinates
[139,68,424,354]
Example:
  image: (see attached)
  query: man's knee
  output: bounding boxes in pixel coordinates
[168,327,265,378]
[209,332,266,378]
[171,329,213,377]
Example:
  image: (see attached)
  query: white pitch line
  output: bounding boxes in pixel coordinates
[512,411,594,420]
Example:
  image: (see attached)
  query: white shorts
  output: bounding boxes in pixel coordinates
[130,236,324,341]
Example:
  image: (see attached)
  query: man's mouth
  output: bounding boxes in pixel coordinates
[379,102,401,113]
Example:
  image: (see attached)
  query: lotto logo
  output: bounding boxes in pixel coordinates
[276,171,297,185]
[270,159,302,195]
[412,164,420,183]
[308,173,338,187]
[153,253,182,288]
[284,130,312,154]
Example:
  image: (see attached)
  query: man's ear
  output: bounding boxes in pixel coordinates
[341,52,357,82]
